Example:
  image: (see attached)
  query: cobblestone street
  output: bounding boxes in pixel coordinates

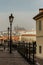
[0,50,29,65]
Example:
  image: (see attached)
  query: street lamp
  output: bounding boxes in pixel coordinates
[9,13,14,53]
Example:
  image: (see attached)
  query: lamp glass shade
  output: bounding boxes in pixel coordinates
[9,14,14,22]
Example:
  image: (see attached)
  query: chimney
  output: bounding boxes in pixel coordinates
[39,8,43,13]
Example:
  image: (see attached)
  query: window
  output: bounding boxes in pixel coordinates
[39,20,41,30]
[39,46,42,53]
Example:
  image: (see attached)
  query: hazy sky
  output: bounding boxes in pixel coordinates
[0,0,43,31]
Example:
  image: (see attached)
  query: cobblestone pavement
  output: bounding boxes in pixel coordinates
[37,57,43,65]
[0,50,29,65]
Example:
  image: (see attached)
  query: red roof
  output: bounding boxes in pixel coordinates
[22,34,36,36]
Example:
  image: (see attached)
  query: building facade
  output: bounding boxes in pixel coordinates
[21,31,36,42]
[33,9,43,59]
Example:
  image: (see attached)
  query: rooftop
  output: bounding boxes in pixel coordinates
[33,8,43,20]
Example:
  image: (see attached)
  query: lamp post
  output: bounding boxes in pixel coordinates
[9,13,14,53]
[8,27,10,47]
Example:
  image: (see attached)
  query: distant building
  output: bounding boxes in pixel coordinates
[0,30,36,44]
[17,30,36,42]
[33,8,43,59]
[14,25,26,33]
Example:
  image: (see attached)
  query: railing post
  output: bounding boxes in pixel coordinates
[29,42,30,61]
[33,42,34,65]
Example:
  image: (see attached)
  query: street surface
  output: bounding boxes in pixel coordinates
[0,50,29,65]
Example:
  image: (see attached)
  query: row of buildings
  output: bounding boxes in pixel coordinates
[0,30,36,44]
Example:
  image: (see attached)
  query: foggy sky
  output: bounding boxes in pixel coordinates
[0,0,43,31]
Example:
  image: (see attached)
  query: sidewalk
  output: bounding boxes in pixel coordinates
[0,50,29,65]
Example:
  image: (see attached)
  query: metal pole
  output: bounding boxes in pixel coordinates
[8,27,9,47]
[10,22,12,53]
